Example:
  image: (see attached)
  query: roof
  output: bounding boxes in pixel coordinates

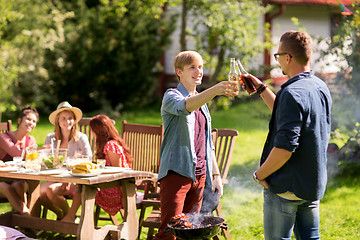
[264,0,355,6]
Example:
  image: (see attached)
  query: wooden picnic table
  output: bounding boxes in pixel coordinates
[0,168,155,240]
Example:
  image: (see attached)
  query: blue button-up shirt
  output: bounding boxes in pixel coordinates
[261,71,332,201]
[158,83,214,185]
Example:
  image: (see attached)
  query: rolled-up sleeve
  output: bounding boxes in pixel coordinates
[162,89,190,116]
[274,91,302,152]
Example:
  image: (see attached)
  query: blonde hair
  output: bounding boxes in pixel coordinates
[174,51,203,80]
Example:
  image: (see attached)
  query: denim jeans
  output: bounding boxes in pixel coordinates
[263,189,320,240]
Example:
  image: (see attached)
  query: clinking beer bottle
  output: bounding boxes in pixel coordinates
[228,58,239,82]
[236,59,257,95]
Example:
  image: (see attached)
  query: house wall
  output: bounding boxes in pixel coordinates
[270,5,341,77]
[162,4,342,92]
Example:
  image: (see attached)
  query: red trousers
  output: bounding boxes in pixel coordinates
[154,171,206,240]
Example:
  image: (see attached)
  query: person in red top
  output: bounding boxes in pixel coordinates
[62,114,132,221]
[0,105,39,215]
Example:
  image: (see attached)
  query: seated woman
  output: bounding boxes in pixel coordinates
[31,101,92,219]
[0,106,39,215]
[62,114,132,222]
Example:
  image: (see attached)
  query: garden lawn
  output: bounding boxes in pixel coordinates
[1,98,359,239]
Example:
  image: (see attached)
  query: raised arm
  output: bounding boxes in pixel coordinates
[185,81,238,112]
[245,74,276,112]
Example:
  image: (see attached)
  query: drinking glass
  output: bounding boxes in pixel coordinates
[13,156,23,168]
[96,159,106,169]
[25,144,41,171]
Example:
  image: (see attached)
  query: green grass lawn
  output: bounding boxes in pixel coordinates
[2,97,360,239]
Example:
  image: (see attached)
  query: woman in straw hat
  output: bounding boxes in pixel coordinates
[31,101,92,219]
[45,101,91,157]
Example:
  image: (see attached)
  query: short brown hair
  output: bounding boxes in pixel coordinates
[174,51,203,80]
[280,31,312,65]
[18,105,39,127]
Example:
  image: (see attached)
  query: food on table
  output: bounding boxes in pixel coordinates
[0,160,6,167]
[72,162,98,174]
[38,149,67,169]
[26,152,38,160]
[43,155,65,169]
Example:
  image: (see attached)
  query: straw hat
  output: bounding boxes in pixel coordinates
[49,101,82,125]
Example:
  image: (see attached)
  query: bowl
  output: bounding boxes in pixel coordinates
[39,149,68,169]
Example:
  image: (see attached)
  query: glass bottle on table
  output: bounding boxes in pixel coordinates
[236,59,257,95]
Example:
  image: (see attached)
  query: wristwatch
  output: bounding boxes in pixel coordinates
[253,171,262,183]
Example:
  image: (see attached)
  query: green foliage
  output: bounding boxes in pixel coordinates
[321,2,360,125]
[189,0,269,82]
[182,0,270,108]
[44,0,175,112]
[338,160,360,177]
[0,0,75,118]
[0,0,175,117]
[338,122,360,159]
[2,100,360,239]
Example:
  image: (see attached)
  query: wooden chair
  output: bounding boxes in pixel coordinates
[121,120,164,200]
[0,120,12,134]
[78,117,95,154]
[120,120,164,238]
[121,120,164,175]
[94,120,164,227]
[78,118,120,226]
[0,120,12,204]
[139,128,238,240]
[211,128,239,240]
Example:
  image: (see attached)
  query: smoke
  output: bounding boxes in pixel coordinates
[327,149,340,179]
[222,175,263,207]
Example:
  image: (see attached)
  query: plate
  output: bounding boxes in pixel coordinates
[0,167,19,172]
[69,171,102,177]
[5,161,25,166]
[101,167,131,174]
[38,169,66,175]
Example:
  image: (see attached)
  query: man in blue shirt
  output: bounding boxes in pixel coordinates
[246,31,332,239]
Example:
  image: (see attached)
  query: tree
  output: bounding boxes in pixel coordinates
[174,0,270,109]
[0,0,73,118]
[45,0,176,114]
[187,0,269,83]
[320,2,360,171]
[321,2,360,131]
[0,0,176,118]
